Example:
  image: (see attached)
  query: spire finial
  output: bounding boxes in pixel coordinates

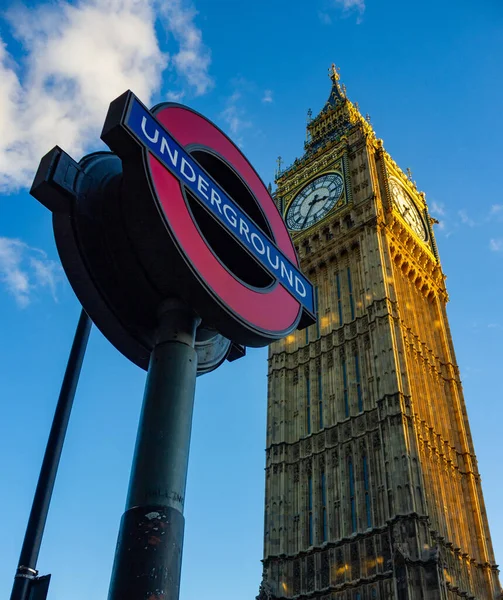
[406,167,417,187]
[329,63,340,82]
[324,63,346,107]
[307,108,312,121]
[276,156,283,178]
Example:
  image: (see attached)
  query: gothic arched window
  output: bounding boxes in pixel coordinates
[363,454,372,528]
[349,457,356,532]
[306,375,311,435]
[321,471,327,541]
[355,353,363,412]
[336,272,343,325]
[315,285,320,338]
[342,359,349,417]
[308,475,313,545]
[347,266,355,320]
[318,370,324,429]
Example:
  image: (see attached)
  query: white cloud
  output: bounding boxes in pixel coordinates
[333,0,365,21]
[219,90,251,146]
[262,90,273,104]
[0,0,212,192]
[489,204,503,222]
[335,0,365,10]
[430,201,445,217]
[0,237,62,307]
[458,209,476,227]
[318,11,332,24]
[430,201,446,230]
[490,239,503,252]
[166,90,186,102]
[160,0,212,96]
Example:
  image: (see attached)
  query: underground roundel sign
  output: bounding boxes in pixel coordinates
[100,91,315,347]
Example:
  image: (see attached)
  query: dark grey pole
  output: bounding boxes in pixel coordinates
[10,308,92,600]
[108,299,200,600]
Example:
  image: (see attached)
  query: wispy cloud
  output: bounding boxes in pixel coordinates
[429,200,446,230]
[0,0,212,192]
[430,201,445,217]
[335,0,365,9]
[160,0,212,96]
[220,90,252,146]
[0,237,62,307]
[458,209,476,227]
[166,90,186,102]
[318,11,332,24]
[333,0,365,22]
[489,204,503,222]
[262,89,273,104]
[490,239,503,252]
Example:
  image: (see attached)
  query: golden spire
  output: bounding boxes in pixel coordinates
[329,63,341,83]
[325,63,346,104]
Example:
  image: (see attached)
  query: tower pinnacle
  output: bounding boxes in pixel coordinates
[329,63,340,82]
[324,62,346,108]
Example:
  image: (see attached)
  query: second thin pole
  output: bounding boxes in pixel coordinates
[10,309,92,600]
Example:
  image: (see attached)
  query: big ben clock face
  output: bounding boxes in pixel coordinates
[389,179,427,241]
[286,173,344,231]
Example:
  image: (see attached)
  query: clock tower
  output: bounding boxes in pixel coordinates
[258,66,501,600]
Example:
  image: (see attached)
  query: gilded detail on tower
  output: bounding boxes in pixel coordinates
[258,66,501,600]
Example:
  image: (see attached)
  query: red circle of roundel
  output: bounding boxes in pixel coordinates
[148,105,301,334]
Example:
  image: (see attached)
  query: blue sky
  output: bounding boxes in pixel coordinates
[0,1,502,599]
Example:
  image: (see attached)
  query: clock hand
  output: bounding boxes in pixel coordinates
[311,194,328,205]
[302,194,319,227]
[301,194,330,228]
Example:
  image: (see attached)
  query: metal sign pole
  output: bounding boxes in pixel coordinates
[10,309,92,600]
[108,299,201,600]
